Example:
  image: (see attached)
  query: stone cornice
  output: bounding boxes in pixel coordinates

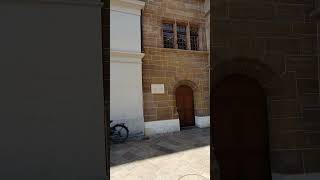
[0,0,103,7]
[111,0,145,16]
[110,50,145,64]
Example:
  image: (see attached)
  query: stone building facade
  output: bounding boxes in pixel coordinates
[212,0,320,178]
[142,0,210,135]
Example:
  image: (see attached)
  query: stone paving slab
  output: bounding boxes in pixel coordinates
[110,127,210,180]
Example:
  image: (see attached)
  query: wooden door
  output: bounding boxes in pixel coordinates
[213,75,271,180]
[176,85,195,127]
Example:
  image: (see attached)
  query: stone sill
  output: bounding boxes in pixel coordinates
[144,46,209,55]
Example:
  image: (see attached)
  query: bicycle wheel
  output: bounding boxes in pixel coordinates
[111,124,129,144]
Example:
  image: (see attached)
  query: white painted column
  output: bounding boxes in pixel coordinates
[110,0,145,137]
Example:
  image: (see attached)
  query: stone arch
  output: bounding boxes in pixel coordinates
[211,57,294,177]
[211,57,288,126]
[173,80,198,92]
[212,57,282,96]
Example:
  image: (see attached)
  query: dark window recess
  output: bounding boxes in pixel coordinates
[163,23,174,48]
[177,25,187,50]
[190,26,199,51]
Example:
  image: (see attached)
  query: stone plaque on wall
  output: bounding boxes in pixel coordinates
[151,84,165,94]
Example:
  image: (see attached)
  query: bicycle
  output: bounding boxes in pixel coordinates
[110,120,129,144]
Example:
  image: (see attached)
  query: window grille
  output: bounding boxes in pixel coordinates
[163,23,174,48]
[190,26,199,51]
[177,25,187,50]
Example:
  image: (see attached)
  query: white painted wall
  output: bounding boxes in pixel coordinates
[110,0,145,137]
[110,1,142,52]
[110,52,144,137]
[145,116,211,136]
[145,119,181,137]
[195,116,210,128]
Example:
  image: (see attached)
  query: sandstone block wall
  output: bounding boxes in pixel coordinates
[212,0,320,174]
[143,47,209,122]
[142,0,210,122]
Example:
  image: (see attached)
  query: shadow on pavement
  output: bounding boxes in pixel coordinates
[110,127,210,167]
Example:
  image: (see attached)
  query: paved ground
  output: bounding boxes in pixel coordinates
[110,127,210,180]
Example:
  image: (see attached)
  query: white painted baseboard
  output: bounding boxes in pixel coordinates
[272,173,320,180]
[145,119,180,136]
[195,116,210,128]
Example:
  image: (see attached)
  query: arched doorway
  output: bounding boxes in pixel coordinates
[176,85,195,127]
[213,75,271,180]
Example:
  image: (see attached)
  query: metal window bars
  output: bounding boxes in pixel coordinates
[190,26,199,51]
[163,23,174,48]
[177,25,187,50]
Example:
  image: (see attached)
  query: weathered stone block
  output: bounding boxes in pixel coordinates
[304,150,320,173]
[255,22,292,37]
[298,94,320,108]
[144,108,157,116]
[304,132,320,148]
[270,131,304,149]
[212,0,227,18]
[278,0,313,5]
[270,117,303,131]
[303,106,320,131]
[268,72,297,98]
[301,38,317,55]
[266,38,300,54]
[229,4,274,20]
[270,100,300,118]
[270,150,304,174]
[157,107,171,120]
[287,56,318,79]
[229,22,256,36]
[263,53,286,74]
[277,4,309,22]
[292,23,317,35]
[297,79,319,95]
